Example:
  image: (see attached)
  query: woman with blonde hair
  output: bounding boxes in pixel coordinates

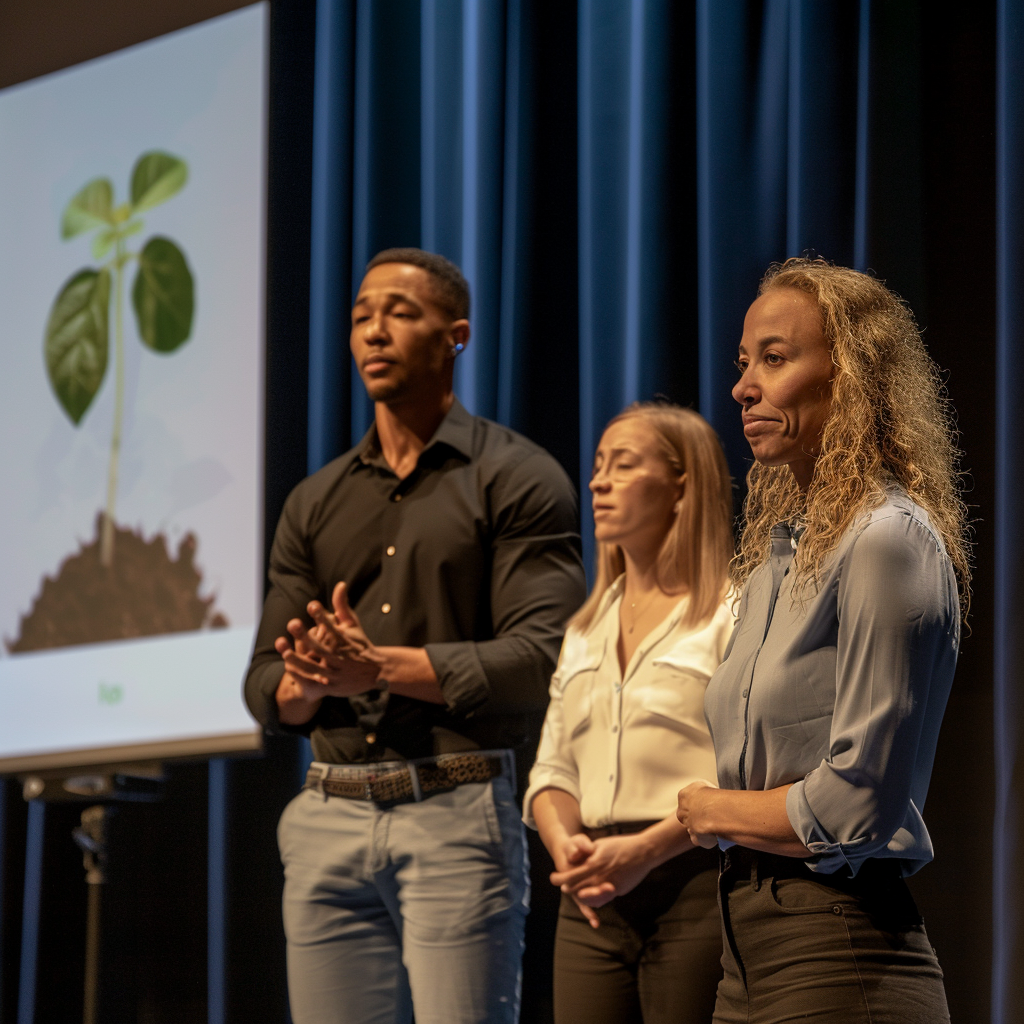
[677,258,969,1023]
[525,403,735,1024]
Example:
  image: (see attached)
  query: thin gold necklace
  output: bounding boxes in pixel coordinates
[624,588,660,634]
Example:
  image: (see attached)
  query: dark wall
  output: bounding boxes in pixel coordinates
[0,0,253,91]
[903,8,997,1009]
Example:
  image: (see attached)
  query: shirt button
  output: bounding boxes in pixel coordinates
[381,603,392,614]
[365,733,377,745]
[386,545,396,556]
[741,689,749,698]
[393,493,402,502]
[613,683,621,692]
[612,725,619,733]
[608,774,614,782]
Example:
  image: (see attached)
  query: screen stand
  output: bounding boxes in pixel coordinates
[20,767,165,1024]
[73,805,106,1024]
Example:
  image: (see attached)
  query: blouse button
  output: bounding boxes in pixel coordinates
[381,603,392,614]
[386,545,396,556]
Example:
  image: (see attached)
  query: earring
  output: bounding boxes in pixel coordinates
[451,342,465,356]
[673,500,682,514]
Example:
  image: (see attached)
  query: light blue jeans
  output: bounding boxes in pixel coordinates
[278,758,529,1024]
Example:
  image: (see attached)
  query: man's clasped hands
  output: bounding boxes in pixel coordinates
[274,582,384,698]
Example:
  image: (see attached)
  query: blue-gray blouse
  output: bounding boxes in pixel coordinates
[704,490,960,876]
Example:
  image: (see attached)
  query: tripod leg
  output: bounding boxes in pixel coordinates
[75,805,107,1024]
[83,880,102,1024]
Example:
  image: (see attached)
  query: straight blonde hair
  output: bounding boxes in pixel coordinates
[571,404,734,634]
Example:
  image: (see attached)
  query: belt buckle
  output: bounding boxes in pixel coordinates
[407,763,423,802]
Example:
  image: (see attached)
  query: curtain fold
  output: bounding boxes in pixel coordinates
[308,0,355,471]
[696,0,865,477]
[577,0,694,565]
[995,2,1023,1019]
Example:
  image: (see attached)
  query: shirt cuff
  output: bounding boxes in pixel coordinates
[786,779,870,875]
[248,662,316,737]
[423,642,490,716]
[521,769,583,830]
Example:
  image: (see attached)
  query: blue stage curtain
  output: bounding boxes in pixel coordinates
[995,2,1023,1020]
[697,0,862,472]
[288,2,1002,1023]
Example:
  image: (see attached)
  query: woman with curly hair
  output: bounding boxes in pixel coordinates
[676,259,969,1023]
[525,403,735,1024]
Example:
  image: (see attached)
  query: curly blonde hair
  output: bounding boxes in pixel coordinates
[732,258,971,617]
[572,403,734,634]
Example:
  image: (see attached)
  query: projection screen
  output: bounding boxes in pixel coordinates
[0,3,267,772]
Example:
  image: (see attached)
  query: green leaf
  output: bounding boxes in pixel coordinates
[92,229,116,260]
[61,179,115,239]
[130,152,187,213]
[45,269,110,424]
[93,219,144,260]
[132,237,194,352]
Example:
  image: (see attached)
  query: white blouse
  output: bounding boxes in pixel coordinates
[524,577,736,830]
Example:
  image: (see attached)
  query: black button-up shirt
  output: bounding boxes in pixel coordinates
[244,399,587,764]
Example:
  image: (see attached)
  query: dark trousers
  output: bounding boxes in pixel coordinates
[715,847,950,1024]
[553,845,722,1024]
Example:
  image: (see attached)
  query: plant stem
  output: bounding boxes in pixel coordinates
[100,237,126,567]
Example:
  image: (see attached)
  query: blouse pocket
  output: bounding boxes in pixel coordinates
[634,663,710,735]
[559,664,600,740]
[554,635,604,740]
[561,673,594,740]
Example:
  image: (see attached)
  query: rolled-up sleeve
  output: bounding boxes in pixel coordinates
[425,451,586,718]
[786,514,959,874]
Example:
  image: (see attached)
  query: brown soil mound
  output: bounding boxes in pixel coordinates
[6,513,229,653]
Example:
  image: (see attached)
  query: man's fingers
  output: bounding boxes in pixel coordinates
[285,618,309,641]
[332,581,360,627]
[300,628,345,664]
[306,602,347,644]
[281,649,332,684]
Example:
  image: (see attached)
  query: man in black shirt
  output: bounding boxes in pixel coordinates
[245,249,585,1024]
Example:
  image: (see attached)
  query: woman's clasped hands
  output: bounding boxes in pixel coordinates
[550,830,660,928]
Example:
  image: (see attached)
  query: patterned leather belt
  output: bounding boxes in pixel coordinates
[304,753,506,805]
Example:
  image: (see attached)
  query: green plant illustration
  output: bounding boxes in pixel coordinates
[45,151,194,567]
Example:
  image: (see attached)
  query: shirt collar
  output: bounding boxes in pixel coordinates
[770,518,806,551]
[355,396,474,468]
[593,575,691,640]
